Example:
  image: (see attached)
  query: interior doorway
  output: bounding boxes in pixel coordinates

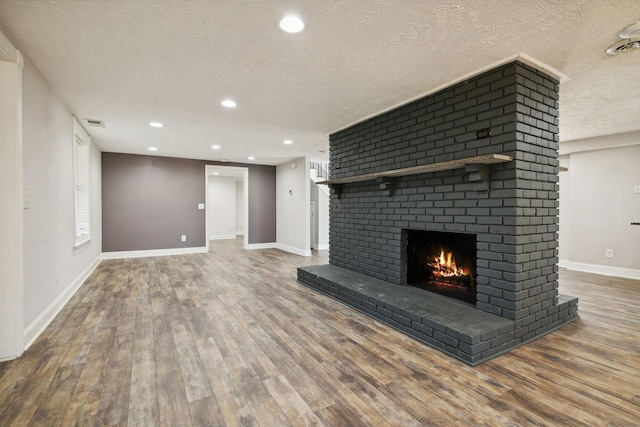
[204,165,249,251]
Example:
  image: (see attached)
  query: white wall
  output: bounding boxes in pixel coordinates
[317,187,330,250]
[558,155,571,263]
[310,180,318,249]
[22,54,103,345]
[208,176,237,239]
[277,158,310,256]
[0,35,23,360]
[309,180,329,250]
[236,180,244,235]
[559,136,640,279]
[21,54,102,348]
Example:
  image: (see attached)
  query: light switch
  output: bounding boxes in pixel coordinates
[198,203,205,209]
[23,191,30,209]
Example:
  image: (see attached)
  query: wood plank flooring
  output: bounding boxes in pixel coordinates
[1,238,639,426]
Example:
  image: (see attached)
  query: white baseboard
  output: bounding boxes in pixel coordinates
[209,234,236,241]
[23,254,102,351]
[316,243,329,251]
[236,230,244,236]
[276,243,312,257]
[244,242,311,256]
[559,259,640,280]
[102,246,208,260]
[246,242,277,250]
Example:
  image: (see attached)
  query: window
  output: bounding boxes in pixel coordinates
[73,119,91,249]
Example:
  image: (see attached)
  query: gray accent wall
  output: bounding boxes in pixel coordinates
[102,153,276,251]
[102,154,205,251]
[247,164,277,244]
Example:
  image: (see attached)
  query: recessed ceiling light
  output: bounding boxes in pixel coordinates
[213,172,219,175]
[148,146,158,151]
[221,99,237,108]
[279,15,305,33]
[247,156,256,160]
[149,122,163,128]
[211,145,221,150]
[283,139,294,145]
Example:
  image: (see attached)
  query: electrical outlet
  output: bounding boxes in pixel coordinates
[181,235,186,242]
[634,184,640,194]
[55,271,60,286]
[605,249,614,258]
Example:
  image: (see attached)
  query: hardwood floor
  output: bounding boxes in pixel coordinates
[1,238,639,426]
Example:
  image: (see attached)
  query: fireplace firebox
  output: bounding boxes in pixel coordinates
[406,230,477,304]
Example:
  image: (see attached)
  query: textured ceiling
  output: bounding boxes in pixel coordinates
[0,1,639,165]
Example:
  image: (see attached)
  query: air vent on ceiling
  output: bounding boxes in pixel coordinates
[84,118,105,127]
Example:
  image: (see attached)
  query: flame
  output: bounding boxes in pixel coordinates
[430,248,467,278]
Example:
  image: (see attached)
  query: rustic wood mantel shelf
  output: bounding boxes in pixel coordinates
[318,153,513,186]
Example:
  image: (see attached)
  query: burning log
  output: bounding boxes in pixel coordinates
[424,248,475,290]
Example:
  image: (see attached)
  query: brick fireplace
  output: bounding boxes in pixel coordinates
[298,59,578,365]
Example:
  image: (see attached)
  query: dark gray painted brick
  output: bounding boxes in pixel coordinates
[322,60,576,364]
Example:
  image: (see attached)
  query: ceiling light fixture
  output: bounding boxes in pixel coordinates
[607,22,640,55]
[148,146,158,151]
[620,22,640,39]
[213,172,219,175]
[247,156,256,160]
[149,122,163,128]
[221,99,237,108]
[282,139,294,145]
[211,145,221,150]
[279,15,305,33]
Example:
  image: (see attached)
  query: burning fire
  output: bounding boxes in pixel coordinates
[429,248,467,278]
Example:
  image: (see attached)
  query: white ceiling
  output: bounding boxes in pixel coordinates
[0,1,639,166]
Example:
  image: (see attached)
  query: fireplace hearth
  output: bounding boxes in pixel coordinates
[406,230,476,304]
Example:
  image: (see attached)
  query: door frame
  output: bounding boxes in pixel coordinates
[204,165,249,251]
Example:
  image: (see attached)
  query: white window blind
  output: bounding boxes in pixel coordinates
[73,119,91,249]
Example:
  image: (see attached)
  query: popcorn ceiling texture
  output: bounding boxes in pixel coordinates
[0,1,638,165]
